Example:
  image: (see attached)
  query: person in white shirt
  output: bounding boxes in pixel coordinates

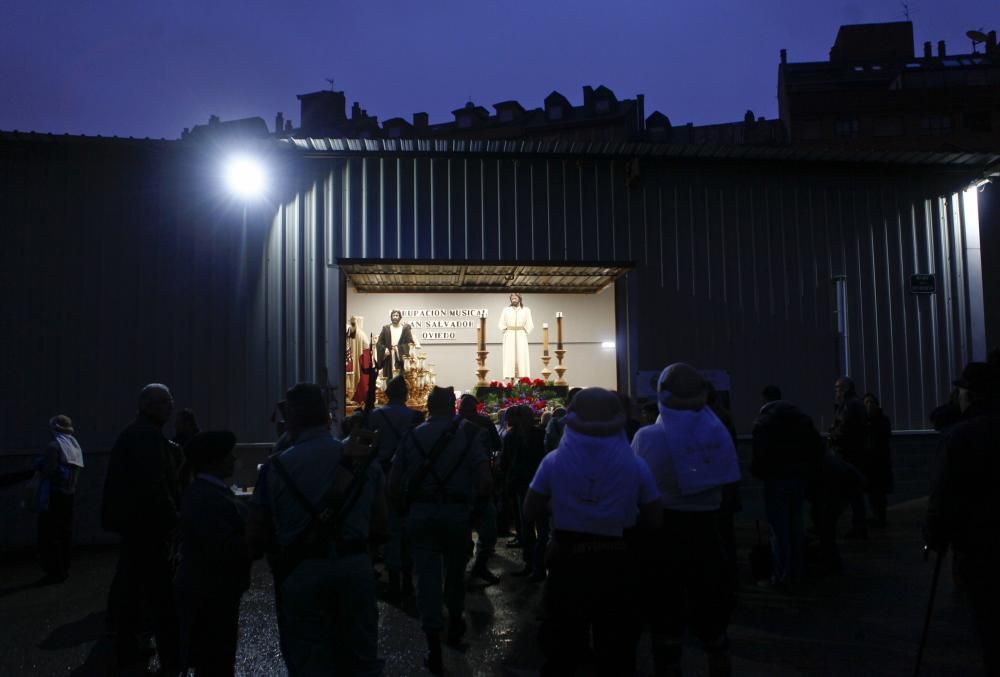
[631,363,741,677]
[523,387,662,676]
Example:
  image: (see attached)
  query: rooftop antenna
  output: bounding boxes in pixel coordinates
[900,2,911,21]
[967,29,988,53]
[325,78,336,90]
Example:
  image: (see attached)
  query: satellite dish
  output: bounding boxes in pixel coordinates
[967,30,988,42]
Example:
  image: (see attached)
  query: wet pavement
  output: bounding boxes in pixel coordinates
[0,498,986,676]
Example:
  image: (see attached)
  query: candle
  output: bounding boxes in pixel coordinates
[556,312,564,349]
[542,323,549,355]
[479,315,486,351]
[476,327,482,352]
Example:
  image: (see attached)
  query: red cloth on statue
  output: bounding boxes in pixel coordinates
[353,348,372,404]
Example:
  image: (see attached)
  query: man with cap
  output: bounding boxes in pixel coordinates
[523,387,662,676]
[631,364,741,677]
[34,414,85,583]
[102,383,182,674]
[175,431,250,676]
[389,386,491,675]
[370,375,424,601]
[926,361,1000,676]
[830,376,870,539]
[258,382,386,676]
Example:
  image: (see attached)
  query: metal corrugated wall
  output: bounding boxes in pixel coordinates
[1,137,273,450]
[259,152,984,434]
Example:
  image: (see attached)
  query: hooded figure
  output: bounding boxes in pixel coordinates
[638,363,741,504]
[523,387,662,676]
[631,363,740,677]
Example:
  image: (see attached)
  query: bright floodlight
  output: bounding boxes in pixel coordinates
[224,155,265,198]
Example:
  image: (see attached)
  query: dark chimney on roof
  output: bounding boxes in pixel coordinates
[937,40,946,57]
[351,102,362,120]
[275,112,284,134]
[285,120,293,132]
[413,112,429,128]
[780,48,787,64]
[297,90,346,134]
[923,41,932,58]
[988,31,997,52]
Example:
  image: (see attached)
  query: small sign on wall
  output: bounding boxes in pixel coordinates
[910,274,936,294]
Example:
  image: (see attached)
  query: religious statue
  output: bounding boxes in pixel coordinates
[345,315,371,405]
[375,309,420,378]
[498,292,534,379]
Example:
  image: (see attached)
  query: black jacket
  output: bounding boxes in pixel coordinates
[101,415,181,536]
[751,401,824,481]
[864,411,893,494]
[829,395,867,468]
[925,401,1000,553]
[176,477,251,607]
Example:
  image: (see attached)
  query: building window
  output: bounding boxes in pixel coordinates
[873,117,903,137]
[834,118,859,138]
[964,111,992,133]
[548,105,563,121]
[920,114,952,135]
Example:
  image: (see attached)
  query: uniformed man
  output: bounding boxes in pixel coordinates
[102,383,182,674]
[260,383,386,676]
[389,386,492,675]
[370,375,424,601]
[523,387,662,676]
[175,431,250,676]
[458,393,503,584]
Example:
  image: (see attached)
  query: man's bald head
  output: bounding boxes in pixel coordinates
[139,383,173,426]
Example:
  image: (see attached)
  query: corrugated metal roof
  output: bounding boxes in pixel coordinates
[339,259,632,293]
[282,136,1000,170]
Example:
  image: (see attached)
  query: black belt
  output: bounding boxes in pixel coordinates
[552,529,627,555]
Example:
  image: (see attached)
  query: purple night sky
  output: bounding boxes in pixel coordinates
[2,1,995,140]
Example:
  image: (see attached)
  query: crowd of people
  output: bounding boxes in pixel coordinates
[20,348,999,676]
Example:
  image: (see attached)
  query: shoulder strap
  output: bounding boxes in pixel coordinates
[374,409,402,442]
[274,450,376,542]
[327,452,378,534]
[431,422,479,495]
[404,420,460,503]
[271,455,321,519]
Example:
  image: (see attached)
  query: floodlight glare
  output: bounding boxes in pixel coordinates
[224,156,265,198]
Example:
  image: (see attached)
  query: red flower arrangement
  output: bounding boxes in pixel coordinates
[478,379,563,423]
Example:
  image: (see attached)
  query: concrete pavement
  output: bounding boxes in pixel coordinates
[0,497,985,676]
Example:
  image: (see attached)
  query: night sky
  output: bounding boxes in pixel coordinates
[2,1,995,140]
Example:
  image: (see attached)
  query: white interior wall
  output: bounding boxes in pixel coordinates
[345,287,617,392]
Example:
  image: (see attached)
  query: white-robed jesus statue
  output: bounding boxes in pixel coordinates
[498,292,534,379]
